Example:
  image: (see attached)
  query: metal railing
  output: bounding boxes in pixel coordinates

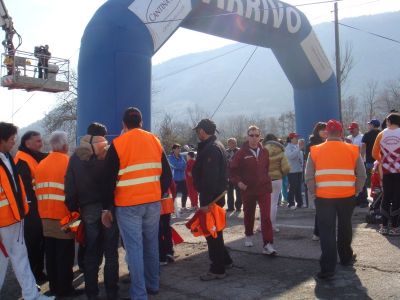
[1,49,69,83]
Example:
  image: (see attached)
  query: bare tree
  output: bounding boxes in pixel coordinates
[362,80,380,122]
[341,95,359,127]
[339,42,355,88]
[42,69,78,148]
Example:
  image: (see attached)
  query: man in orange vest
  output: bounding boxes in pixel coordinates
[192,119,233,281]
[15,131,48,284]
[305,119,366,280]
[35,131,83,297]
[0,122,54,300]
[102,107,172,300]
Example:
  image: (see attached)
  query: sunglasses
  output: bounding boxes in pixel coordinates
[248,134,260,138]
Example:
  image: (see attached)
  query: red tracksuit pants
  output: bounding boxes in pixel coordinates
[242,193,273,244]
[186,179,198,207]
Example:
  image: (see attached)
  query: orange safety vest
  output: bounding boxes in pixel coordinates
[310,141,359,199]
[185,203,226,238]
[14,150,39,184]
[113,128,163,207]
[160,192,174,215]
[35,152,70,220]
[0,164,28,228]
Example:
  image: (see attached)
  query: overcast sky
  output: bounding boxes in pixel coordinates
[1,0,400,128]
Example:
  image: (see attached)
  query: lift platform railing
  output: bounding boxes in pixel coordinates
[1,50,69,80]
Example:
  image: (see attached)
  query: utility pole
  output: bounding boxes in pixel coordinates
[334,1,342,122]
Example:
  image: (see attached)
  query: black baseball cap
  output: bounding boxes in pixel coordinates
[193,118,219,135]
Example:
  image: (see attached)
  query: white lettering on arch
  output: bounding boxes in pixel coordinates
[267,0,284,29]
[245,0,261,22]
[286,6,301,33]
[227,0,244,16]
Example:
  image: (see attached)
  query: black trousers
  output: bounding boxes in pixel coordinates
[24,210,45,281]
[316,197,356,273]
[381,173,400,227]
[227,182,242,211]
[288,172,303,207]
[159,214,173,262]
[44,237,75,296]
[205,231,232,274]
[175,180,188,208]
[82,204,119,298]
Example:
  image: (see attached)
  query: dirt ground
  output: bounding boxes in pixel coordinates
[2,204,400,300]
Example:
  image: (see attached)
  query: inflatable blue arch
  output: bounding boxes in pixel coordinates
[78,0,339,139]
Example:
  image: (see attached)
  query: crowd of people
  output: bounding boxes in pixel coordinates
[0,107,399,299]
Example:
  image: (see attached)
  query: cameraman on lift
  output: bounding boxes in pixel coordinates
[34,45,51,79]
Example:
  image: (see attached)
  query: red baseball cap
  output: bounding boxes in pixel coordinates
[288,132,300,139]
[347,122,359,130]
[326,119,343,132]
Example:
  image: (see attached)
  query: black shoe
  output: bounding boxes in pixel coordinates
[146,288,159,295]
[35,273,48,285]
[58,288,85,297]
[226,208,234,212]
[236,209,241,212]
[121,275,131,284]
[316,271,335,280]
[341,254,357,266]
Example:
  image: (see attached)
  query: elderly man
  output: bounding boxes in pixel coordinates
[35,131,82,297]
[15,131,47,283]
[230,125,276,255]
[0,122,54,300]
[102,107,172,300]
[305,120,366,280]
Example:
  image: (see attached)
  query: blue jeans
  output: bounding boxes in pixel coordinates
[116,202,160,300]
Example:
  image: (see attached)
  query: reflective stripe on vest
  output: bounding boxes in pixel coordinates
[118,162,162,176]
[117,175,160,187]
[315,169,354,176]
[316,181,355,188]
[0,199,9,208]
[36,182,64,190]
[37,194,65,201]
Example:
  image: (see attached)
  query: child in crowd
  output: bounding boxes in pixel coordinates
[185,151,198,209]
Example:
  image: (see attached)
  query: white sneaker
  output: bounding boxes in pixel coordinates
[262,243,277,255]
[290,206,297,210]
[312,234,320,241]
[274,227,280,233]
[244,236,253,247]
[35,295,56,300]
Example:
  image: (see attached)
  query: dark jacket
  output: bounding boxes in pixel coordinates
[15,146,47,213]
[229,141,272,196]
[64,148,107,212]
[192,135,228,207]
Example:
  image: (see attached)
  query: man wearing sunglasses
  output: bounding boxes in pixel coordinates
[230,126,276,255]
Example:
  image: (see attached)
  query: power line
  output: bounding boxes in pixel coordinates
[338,22,400,45]
[210,47,258,118]
[154,44,250,81]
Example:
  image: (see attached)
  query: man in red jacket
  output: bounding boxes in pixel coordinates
[229,125,276,255]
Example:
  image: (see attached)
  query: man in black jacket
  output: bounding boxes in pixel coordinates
[15,131,47,284]
[65,123,119,300]
[192,119,233,281]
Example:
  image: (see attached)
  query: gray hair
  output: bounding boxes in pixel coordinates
[49,131,68,151]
